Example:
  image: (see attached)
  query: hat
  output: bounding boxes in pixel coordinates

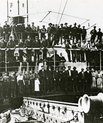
[73,66,76,69]
[49,23,52,25]
[65,22,68,25]
[74,23,77,25]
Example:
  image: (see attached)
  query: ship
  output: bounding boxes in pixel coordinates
[0,0,103,123]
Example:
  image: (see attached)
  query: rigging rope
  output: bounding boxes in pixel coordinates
[56,0,63,24]
[52,11,89,21]
[58,0,69,25]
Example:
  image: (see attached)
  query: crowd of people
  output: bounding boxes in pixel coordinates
[0,20,103,100]
[0,21,103,49]
[0,64,103,99]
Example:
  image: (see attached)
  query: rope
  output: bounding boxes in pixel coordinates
[52,11,89,21]
[58,0,69,25]
[56,0,63,24]
[39,11,51,22]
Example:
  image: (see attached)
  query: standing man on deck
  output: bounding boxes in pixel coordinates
[90,26,97,44]
[71,67,78,92]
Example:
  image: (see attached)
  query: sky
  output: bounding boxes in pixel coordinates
[0,0,103,30]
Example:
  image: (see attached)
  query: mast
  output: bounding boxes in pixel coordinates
[17,0,20,15]
[7,0,9,22]
[27,0,29,24]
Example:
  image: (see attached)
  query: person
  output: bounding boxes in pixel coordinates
[25,24,32,37]
[65,66,72,92]
[9,72,16,97]
[59,53,66,63]
[76,24,82,42]
[2,72,10,98]
[7,36,15,48]
[24,35,32,48]
[31,22,36,40]
[91,68,98,90]
[33,36,41,47]
[34,75,40,95]
[72,23,77,43]
[97,70,103,90]
[40,25,47,40]
[78,68,85,92]
[38,66,47,94]
[81,26,87,41]
[60,66,67,92]
[50,50,61,66]
[17,72,25,97]
[64,23,69,43]
[0,24,3,37]
[53,67,60,91]
[3,21,11,42]
[71,66,78,92]
[0,73,3,98]
[95,28,103,49]
[47,23,52,45]
[90,26,97,43]
[46,66,53,92]
[30,71,35,95]
[97,28,103,43]
[23,71,30,96]
[84,67,92,92]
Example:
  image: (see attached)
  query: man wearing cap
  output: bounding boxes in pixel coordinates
[40,25,47,40]
[72,23,78,43]
[84,67,92,92]
[96,28,103,49]
[81,26,87,41]
[64,23,69,43]
[97,28,103,43]
[31,22,36,40]
[90,26,97,43]
[47,23,52,44]
[77,24,82,42]
[38,65,47,94]
[65,66,73,92]
[60,66,67,92]
[2,72,10,98]
[78,68,85,92]
[59,24,65,44]
[71,66,78,92]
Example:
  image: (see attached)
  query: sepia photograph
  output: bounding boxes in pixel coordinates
[0,0,103,122]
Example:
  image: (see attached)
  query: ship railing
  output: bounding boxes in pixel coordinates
[23,97,84,123]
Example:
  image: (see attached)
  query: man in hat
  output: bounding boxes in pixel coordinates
[81,26,87,41]
[47,23,52,44]
[71,66,78,92]
[90,26,97,43]
[60,66,67,92]
[78,68,85,92]
[2,72,10,98]
[77,24,82,42]
[97,28,103,43]
[72,22,78,43]
[40,25,47,40]
[64,23,69,43]
[59,23,65,44]
[38,65,47,94]
[65,66,73,92]
[84,67,92,92]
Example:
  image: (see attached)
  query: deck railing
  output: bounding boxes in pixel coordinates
[23,97,84,123]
